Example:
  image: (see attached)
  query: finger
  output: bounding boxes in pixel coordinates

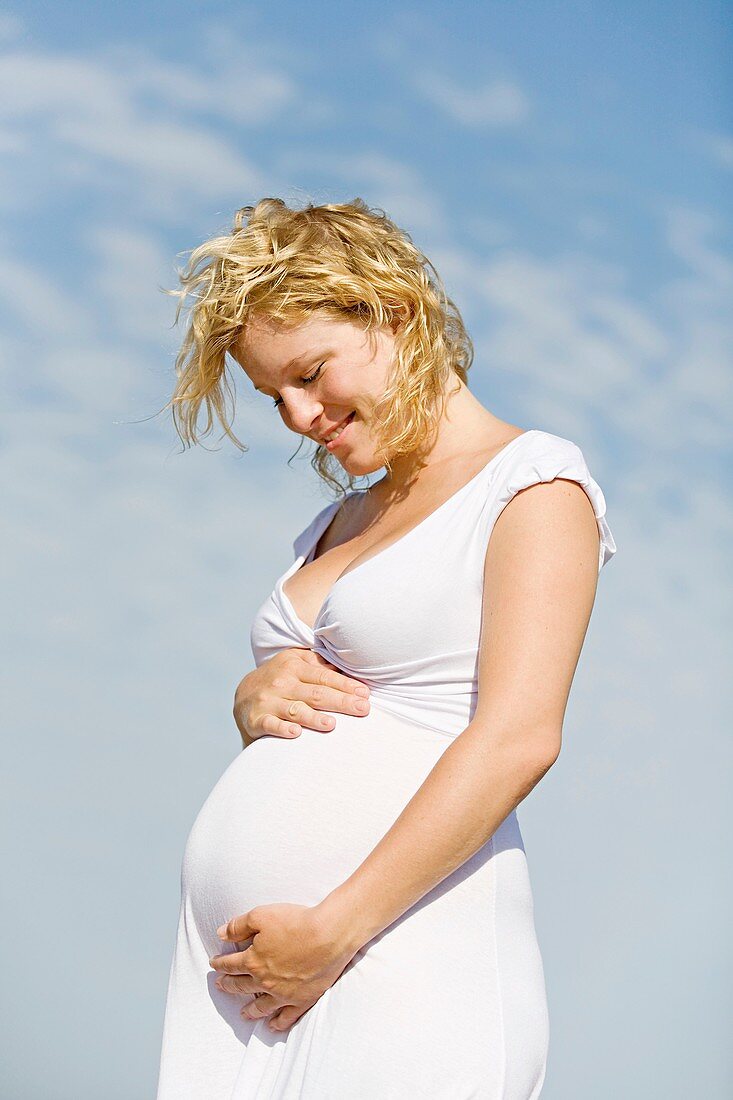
[215,973,262,995]
[295,654,372,699]
[279,685,370,731]
[267,1003,313,1032]
[216,911,260,943]
[279,696,338,734]
[255,683,335,736]
[240,993,280,1020]
[257,667,371,736]
[209,948,254,974]
[301,681,371,718]
[258,711,302,739]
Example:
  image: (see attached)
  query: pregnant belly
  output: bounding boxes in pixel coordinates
[181,702,454,957]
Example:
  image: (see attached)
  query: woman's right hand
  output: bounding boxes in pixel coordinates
[233,648,371,747]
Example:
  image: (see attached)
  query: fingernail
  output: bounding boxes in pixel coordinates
[355,685,369,697]
[216,925,227,938]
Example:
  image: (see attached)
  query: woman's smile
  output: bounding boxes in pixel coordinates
[322,410,356,449]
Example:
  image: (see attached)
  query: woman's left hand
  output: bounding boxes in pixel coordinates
[209,902,358,1033]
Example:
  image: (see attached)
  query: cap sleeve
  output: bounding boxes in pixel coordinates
[487,434,618,573]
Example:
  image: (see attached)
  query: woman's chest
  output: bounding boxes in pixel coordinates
[283,476,498,633]
[275,505,493,681]
[249,501,500,731]
[282,493,441,633]
[313,530,487,666]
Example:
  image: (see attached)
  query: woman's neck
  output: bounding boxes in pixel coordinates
[380,380,522,494]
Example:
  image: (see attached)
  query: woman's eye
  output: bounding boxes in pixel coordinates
[271,363,323,410]
[301,363,323,385]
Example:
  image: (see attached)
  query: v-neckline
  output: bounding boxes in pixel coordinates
[278,429,537,634]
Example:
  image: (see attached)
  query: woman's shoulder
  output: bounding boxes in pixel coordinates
[487,428,617,571]
[505,427,588,466]
[489,426,605,501]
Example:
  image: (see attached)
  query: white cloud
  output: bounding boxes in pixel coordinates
[0,47,284,216]
[431,204,732,468]
[410,75,530,127]
[0,252,97,339]
[280,148,446,231]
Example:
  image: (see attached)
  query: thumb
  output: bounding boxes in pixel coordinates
[300,648,335,667]
[216,909,260,942]
[269,1003,311,1032]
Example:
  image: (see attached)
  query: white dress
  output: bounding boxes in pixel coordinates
[156,428,617,1099]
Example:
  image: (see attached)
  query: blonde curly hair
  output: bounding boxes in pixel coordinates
[164,197,474,497]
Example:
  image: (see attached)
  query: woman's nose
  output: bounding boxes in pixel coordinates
[283,393,322,435]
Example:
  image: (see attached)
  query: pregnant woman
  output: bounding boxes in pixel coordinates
[156,198,617,1099]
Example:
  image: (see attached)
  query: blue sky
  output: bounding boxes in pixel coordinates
[1,3,731,1097]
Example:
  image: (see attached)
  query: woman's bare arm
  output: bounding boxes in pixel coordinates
[317,478,601,953]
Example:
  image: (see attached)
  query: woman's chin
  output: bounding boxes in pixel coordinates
[339,453,382,478]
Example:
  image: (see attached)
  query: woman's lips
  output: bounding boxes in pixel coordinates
[324,411,356,450]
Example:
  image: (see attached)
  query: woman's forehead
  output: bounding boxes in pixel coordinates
[237,313,367,362]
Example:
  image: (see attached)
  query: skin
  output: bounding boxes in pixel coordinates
[215,310,601,1032]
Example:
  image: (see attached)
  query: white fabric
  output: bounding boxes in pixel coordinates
[156,428,617,1099]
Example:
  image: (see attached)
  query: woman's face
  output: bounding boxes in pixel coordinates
[232,311,399,476]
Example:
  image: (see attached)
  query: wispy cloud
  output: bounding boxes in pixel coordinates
[0,44,312,216]
[410,75,530,126]
[280,148,446,230]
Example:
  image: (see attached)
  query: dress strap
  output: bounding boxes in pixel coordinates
[292,499,343,564]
